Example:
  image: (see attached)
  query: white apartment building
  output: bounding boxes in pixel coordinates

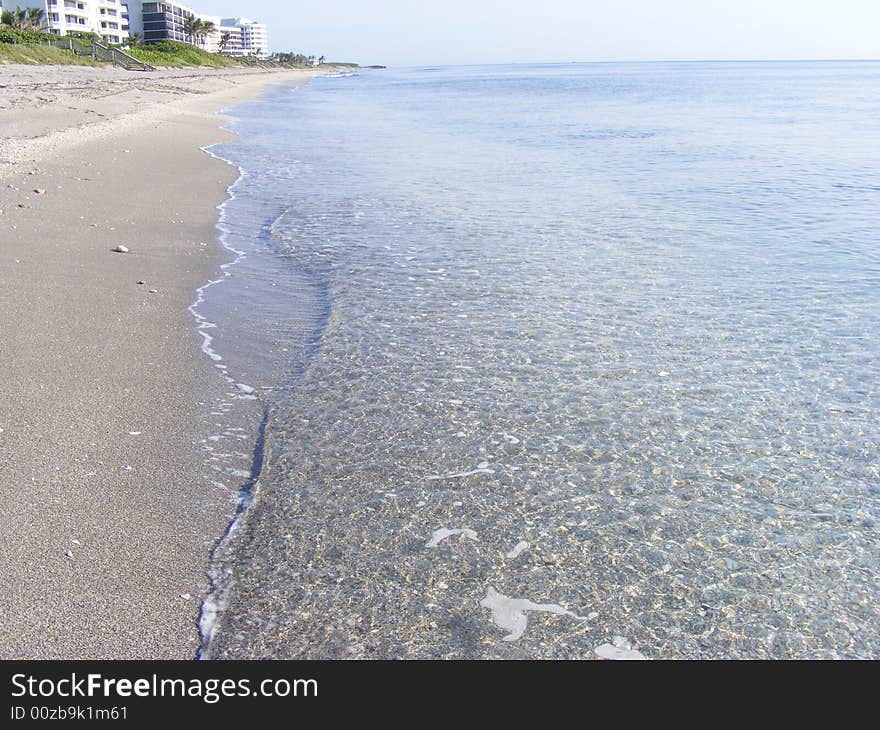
[199,18,242,55]
[125,1,194,44]
[13,0,130,45]
[194,13,231,54]
[220,17,267,59]
[122,3,267,58]
[214,20,242,55]
[3,1,270,55]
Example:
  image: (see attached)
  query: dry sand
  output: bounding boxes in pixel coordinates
[0,64,319,658]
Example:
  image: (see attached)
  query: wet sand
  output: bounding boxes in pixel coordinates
[0,64,318,658]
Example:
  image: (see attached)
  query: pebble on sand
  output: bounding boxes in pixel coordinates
[33,188,46,195]
[63,550,73,558]
[112,245,129,253]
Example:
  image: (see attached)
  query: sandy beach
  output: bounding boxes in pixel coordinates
[0,64,318,658]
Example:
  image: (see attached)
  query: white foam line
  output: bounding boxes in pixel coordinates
[197,476,259,654]
[194,81,340,658]
[189,142,247,390]
[190,84,308,390]
[191,113,254,656]
[193,87,308,658]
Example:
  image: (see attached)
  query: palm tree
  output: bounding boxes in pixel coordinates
[217,30,231,53]
[181,16,215,47]
[127,32,141,48]
[26,6,45,30]
[1,8,20,28]
[2,6,39,30]
[181,15,199,45]
[196,20,214,47]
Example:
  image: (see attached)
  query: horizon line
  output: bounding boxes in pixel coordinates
[359,57,880,69]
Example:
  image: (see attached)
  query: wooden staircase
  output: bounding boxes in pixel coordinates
[45,37,154,72]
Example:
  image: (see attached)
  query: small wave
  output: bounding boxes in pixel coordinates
[564,129,656,140]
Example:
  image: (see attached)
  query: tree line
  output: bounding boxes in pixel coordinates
[272,52,326,66]
[1,5,45,30]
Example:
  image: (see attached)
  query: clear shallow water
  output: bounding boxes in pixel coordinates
[201,62,880,659]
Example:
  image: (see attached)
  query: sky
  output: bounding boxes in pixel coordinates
[202,0,880,66]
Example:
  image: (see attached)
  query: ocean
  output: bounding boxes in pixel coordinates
[196,62,880,659]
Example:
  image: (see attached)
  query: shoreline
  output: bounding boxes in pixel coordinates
[0,65,319,658]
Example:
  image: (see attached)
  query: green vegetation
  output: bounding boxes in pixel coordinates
[271,52,325,67]
[0,25,50,45]
[0,42,104,65]
[64,30,99,43]
[268,53,360,69]
[0,22,106,66]
[124,40,241,68]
